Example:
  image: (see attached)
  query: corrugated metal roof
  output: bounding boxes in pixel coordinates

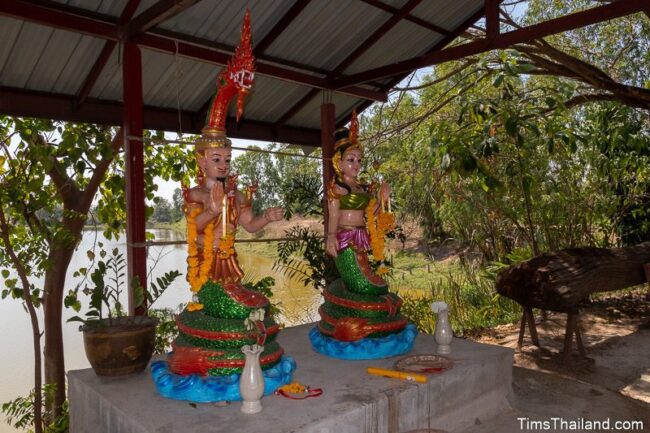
[0,0,489,145]
[1,20,54,90]
[344,19,444,75]
[286,90,360,130]
[412,0,484,30]
[55,0,128,16]
[263,0,392,71]
[242,75,313,123]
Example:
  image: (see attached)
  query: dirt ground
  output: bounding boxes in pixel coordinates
[461,290,650,433]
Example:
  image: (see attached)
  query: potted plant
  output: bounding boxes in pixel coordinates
[68,247,180,376]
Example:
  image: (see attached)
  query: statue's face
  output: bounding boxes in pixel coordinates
[338,147,363,180]
[198,148,232,180]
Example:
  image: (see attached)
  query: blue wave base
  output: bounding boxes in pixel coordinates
[150,355,296,403]
[309,324,418,360]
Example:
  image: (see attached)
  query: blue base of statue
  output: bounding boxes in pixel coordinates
[309,324,418,360]
[150,355,296,403]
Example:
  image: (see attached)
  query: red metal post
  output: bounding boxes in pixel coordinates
[123,41,148,315]
[320,101,336,231]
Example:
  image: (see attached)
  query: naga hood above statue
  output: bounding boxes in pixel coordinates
[196,9,255,151]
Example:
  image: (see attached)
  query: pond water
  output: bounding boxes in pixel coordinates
[0,229,319,432]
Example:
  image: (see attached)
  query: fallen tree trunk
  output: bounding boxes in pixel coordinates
[496,242,650,312]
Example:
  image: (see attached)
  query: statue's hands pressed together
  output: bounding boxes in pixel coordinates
[207,182,225,217]
[263,207,284,222]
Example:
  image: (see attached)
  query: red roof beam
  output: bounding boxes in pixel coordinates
[119,0,202,40]
[0,86,321,146]
[358,0,450,36]
[333,0,648,88]
[0,0,116,40]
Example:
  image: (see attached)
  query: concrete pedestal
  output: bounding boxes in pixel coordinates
[69,324,513,433]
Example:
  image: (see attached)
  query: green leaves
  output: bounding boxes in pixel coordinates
[64,289,81,312]
[243,276,275,299]
[1,384,69,433]
[504,114,519,139]
[274,226,336,291]
[146,269,182,306]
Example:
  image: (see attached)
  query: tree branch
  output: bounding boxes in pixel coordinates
[0,206,44,433]
[77,128,123,213]
[498,7,650,111]
[391,58,480,92]
[33,134,80,208]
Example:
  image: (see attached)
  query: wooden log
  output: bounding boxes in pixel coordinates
[496,242,650,312]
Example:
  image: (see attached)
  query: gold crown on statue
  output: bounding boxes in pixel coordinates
[195,128,231,151]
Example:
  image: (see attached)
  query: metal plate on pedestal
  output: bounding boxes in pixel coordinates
[393,354,453,374]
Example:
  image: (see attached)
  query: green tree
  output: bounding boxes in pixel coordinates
[151,197,173,223]
[0,117,195,427]
[231,145,281,214]
[362,2,650,260]
[275,146,322,218]
[231,144,323,217]
[171,187,184,222]
[511,0,650,110]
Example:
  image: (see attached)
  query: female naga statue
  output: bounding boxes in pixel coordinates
[309,111,417,360]
[152,11,295,402]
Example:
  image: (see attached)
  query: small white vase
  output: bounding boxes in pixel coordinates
[240,344,264,414]
[432,302,453,355]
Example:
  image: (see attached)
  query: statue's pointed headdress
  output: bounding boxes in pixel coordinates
[196,9,255,151]
[334,109,361,152]
[332,110,362,180]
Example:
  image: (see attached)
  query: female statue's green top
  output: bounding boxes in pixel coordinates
[339,192,371,210]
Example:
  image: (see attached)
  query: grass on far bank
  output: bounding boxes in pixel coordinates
[386,249,521,337]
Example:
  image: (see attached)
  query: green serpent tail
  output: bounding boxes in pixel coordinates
[335,247,388,296]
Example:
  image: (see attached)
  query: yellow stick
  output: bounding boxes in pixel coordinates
[222,195,227,234]
[366,367,427,383]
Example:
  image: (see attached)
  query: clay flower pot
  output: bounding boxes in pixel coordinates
[81,316,157,377]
